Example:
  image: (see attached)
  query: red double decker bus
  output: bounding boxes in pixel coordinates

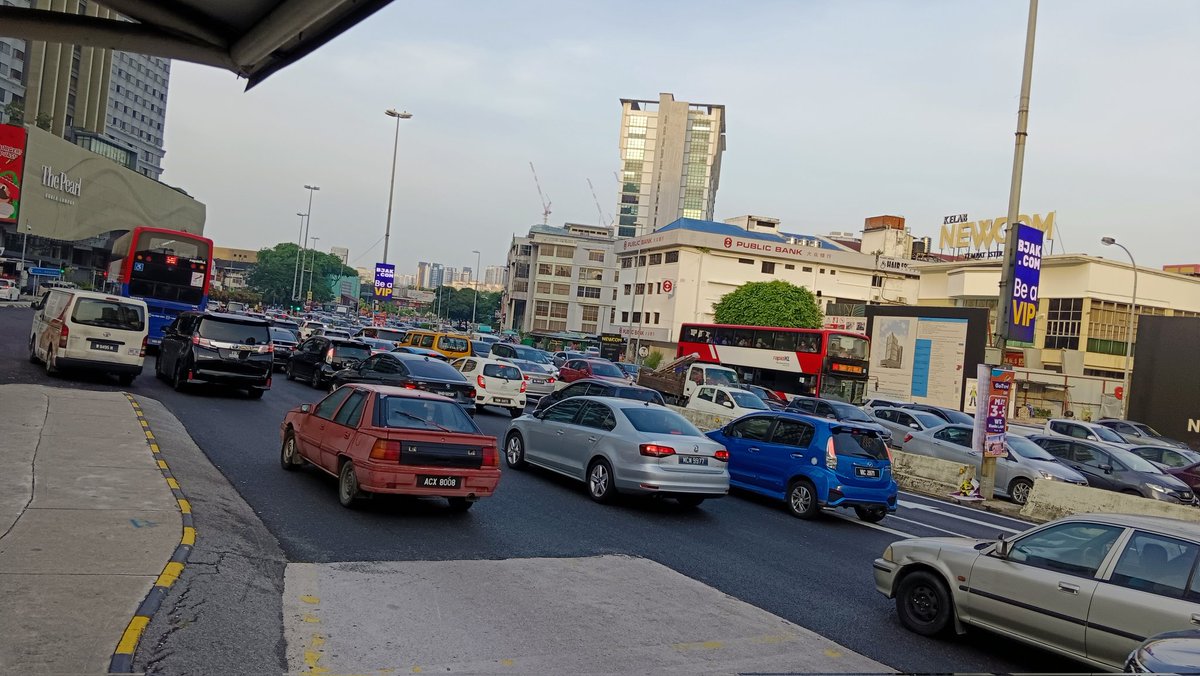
[677,323,870,403]
[107,226,213,345]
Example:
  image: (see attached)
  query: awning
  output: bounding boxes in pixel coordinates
[0,0,395,89]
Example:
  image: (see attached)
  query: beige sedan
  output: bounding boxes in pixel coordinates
[873,513,1200,671]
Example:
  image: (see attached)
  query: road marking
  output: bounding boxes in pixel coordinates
[901,502,1022,533]
[887,514,970,537]
[826,511,913,538]
[899,491,1033,526]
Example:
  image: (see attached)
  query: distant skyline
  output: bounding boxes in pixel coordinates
[159,1,1199,273]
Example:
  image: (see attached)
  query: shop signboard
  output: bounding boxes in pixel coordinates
[599,333,624,362]
[974,365,1015,458]
[0,124,27,223]
[373,263,395,297]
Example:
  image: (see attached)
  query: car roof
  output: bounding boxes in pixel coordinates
[766,410,883,432]
[56,289,148,305]
[1059,513,1200,540]
[571,395,669,410]
[346,383,455,402]
[189,311,269,324]
[568,377,653,390]
[389,352,452,363]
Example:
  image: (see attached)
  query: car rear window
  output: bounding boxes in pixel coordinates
[613,387,664,405]
[833,428,890,461]
[438,336,468,352]
[199,318,270,345]
[404,358,468,380]
[621,407,702,436]
[333,344,371,361]
[379,396,479,433]
[71,298,145,331]
[483,364,522,380]
[270,327,298,343]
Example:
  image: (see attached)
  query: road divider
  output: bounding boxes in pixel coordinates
[668,405,732,431]
[891,451,976,497]
[1020,479,1200,524]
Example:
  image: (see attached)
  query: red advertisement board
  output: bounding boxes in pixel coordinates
[0,124,27,223]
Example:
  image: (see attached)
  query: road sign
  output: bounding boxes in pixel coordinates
[638,345,649,358]
[29,267,61,277]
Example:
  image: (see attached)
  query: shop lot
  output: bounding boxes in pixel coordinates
[0,308,1085,673]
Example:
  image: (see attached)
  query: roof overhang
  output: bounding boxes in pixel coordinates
[0,0,394,89]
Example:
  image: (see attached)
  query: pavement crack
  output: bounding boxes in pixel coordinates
[0,392,48,543]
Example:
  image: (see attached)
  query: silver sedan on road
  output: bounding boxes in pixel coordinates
[497,357,557,399]
[503,396,730,507]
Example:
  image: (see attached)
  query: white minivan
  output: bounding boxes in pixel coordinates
[29,289,149,385]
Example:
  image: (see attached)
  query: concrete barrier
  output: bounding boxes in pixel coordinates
[1020,480,1200,524]
[891,451,976,497]
[668,406,733,432]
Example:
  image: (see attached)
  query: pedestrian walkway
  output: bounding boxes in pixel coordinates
[0,384,180,673]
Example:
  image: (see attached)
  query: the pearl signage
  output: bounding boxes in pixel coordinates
[41,165,82,196]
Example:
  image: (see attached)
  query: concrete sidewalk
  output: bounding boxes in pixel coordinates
[0,384,180,673]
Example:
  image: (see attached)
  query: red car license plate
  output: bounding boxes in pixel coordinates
[417,475,461,489]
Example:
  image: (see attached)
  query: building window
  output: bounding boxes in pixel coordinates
[632,312,642,323]
[535,281,551,294]
[612,289,617,300]
[649,253,662,265]
[623,284,631,296]
[554,264,572,277]
[519,245,532,256]
[820,268,826,274]
[610,308,616,323]
[785,264,795,270]
[552,283,571,296]
[829,269,836,276]
[762,262,776,274]
[665,251,679,263]
[554,245,575,258]
[588,250,605,263]
[1044,298,1083,350]
[654,312,660,325]
[738,258,753,265]
[803,266,813,272]
[621,257,634,269]
[514,263,529,279]
[635,283,645,295]
[581,305,599,322]
[577,286,601,299]
[578,267,603,282]
[621,312,629,323]
[537,263,553,276]
[618,226,637,238]
[535,300,550,317]
[549,302,569,319]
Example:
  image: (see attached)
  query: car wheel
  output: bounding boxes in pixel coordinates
[677,495,706,509]
[1008,478,1034,506]
[854,505,887,523]
[172,362,187,392]
[446,497,473,512]
[337,460,362,508]
[285,363,295,381]
[505,433,527,469]
[247,388,264,400]
[587,458,617,504]
[896,571,954,636]
[509,407,523,419]
[44,346,57,376]
[117,374,135,387]
[310,369,322,389]
[280,430,302,471]
[28,335,40,364]
[786,479,820,519]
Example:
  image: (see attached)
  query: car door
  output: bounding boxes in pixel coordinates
[815,401,840,421]
[302,387,354,471]
[760,417,816,495]
[561,360,585,382]
[348,356,384,385]
[526,398,586,472]
[691,386,718,414]
[570,401,617,478]
[290,339,316,378]
[714,389,738,414]
[1069,443,1119,491]
[156,316,180,373]
[928,426,977,463]
[965,521,1126,658]
[1086,530,1200,667]
[325,388,369,466]
[720,415,777,489]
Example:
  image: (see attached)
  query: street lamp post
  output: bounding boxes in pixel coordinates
[291,211,307,302]
[471,250,481,326]
[382,109,412,266]
[295,185,319,299]
[19,220,31,291]
[1101,236,1138,419]
[306,236,321,304]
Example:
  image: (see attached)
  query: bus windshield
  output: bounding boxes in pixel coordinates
[827,334,869,360]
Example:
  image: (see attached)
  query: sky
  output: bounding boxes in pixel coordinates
[159,0,1200,276]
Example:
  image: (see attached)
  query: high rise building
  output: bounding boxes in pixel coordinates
[429,263,445,289]
[503,223,617,335]
[329,246,349,265]
[483,265,506,286]
[105,51,170,179]
[615,93,726,238]
[416,261,431,288]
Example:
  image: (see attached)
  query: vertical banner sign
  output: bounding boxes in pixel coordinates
[373,263,395,298]
[1008,224,1044,343]
[972,366,1015,458]
[0,124,28,223]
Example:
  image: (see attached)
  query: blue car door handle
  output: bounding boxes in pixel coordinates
[790,453,805,460]
[747,446,760,453]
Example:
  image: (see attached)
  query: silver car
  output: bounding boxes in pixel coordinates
[504,396,730,507]
[499,357,557,399]
[902,423,1088,504]
[871,406,946,450]
[874,513,1200,672]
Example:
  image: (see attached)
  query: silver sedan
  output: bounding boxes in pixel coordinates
[503,396,730,507]
[498,357,557,399]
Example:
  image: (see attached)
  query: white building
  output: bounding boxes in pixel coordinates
[329,246,349,265]
[609,216,921,348]
[616,93,726,238]
[503,223,619,336]
[483,265,506,286]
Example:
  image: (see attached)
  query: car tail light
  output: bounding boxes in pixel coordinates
[468,387,477,398]
[477,375,486,389]
[58,323,69,348]
[257,343,274,354]
[191,334,214,348]
[482,444,499,467]
[523,374,530,381]
[325,348,334,364]
[369,439,401,462]
[546,377,555,384]
[140,335,147,358]
[403,382,419,390]
[903,433,914,444]
[826,437,838,469]
[519,380,527,393]
[714,448,730,462]
[640,443,675,458]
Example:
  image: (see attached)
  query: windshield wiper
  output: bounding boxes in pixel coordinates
[389,409,452,433]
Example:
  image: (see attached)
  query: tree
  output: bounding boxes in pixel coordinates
[712,280,823,329]
[3,102,23,125]
[246,242,356,306]
[429,286,502,323]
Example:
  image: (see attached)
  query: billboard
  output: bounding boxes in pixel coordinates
[1129,316,1200,449]
[1007,223,1043,343]
[973,366,1014,457]
[0,124,27,223]
[373,263,395,297]
[865,306,990,410]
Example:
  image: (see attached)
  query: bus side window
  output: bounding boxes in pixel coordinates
[775,332,797,351]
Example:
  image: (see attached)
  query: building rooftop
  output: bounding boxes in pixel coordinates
[658,218,784,242]
[778,232,849,251]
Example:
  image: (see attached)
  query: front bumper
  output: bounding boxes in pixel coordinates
[872,558,899,598]
[614,464,730,497]
[357,462,501,498]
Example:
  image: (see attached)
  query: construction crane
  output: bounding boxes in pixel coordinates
[529,161,552,225]
[587,178,612,226]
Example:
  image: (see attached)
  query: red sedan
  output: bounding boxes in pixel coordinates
[279,384,500,510]
[558,358,630,385]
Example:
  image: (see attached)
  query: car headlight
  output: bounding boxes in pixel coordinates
[1038,470,1056,480]
[1148,483,1169,493]
[882,546,894,562]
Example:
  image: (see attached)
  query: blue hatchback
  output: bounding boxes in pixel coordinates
[706,411,898,522]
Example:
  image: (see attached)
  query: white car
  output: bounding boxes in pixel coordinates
[685,385,770,418]
[29,288,148,385]
[298,320,327,341]
[451,356,527,417]
[0,278,19,301]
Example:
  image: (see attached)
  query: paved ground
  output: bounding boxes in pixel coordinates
[0,307,1087,673]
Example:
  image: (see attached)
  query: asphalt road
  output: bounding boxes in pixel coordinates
[0,307,1085,673]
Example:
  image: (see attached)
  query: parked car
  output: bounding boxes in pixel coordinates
[156,311,272,397]
[614,362,643,383]
[392,345,449,361]
[532,378,665,415]
[901,424,1088,504]
[286,337,372,389]
[269,326,300,372]
[897,403,975,426]
[1126,629,1200,673]
[785,395,893,445]
[279,384,499,510]
[1043,418,1140,450]
[504,396,729,507]
[0,278,19,301]
[356,337,399,355]
[1128,445,1200,493]
[1031,435,1195,503]
[871,407,947,450]
[496,358,557,399]
[740,384,789,411]
[29,288,148,386]
[707,412,897,522]
[685,385,770,418]
[1099,419,1192,450]
[558,358,629,386]
[298,320,327,340]
[451,357,527,417]
[861,397,910,415]
[874,513,1200,671]
[329,352,476,409]
[353,326,407,345]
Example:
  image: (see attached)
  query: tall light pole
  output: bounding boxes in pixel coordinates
[19,219,31,291]
[296,185,319,300]
[306,236,320,304]
[472,252,482,328]
[1102,236,1138,419]
[382,109,412,266]
[291,211,307,302]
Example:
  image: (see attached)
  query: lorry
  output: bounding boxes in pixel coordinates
[637,354,741,405]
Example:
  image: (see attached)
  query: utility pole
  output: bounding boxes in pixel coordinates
[382,109,412,265]
[296,185,319,300]
[987,0,1039,499]
[291,211,306,302]
[471,250,481,327]
[306,236,320,304]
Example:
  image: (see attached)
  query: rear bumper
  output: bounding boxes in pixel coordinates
[821,479,899,511]
[476,393,526,408]
[357,462,501,498]
[55,356,143,376]
[190,368,271,389]
[615,465,730,497]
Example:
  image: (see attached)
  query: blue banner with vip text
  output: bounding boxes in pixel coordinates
[1008,224,1043,343]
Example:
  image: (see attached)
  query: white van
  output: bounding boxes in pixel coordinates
[29,289,149,385]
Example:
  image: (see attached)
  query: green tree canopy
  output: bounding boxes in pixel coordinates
[712,280,823,329]
[246,242,355,305]
[430,286,502,323]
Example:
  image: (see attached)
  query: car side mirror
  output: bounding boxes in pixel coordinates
[532,409,545,420]
[722,400,734,409]
[1100,464,1114,474]
[909,423,921,430]
[826,414,837,420]
[1087,434,1098,441]
[995,537,1013,559]
[300,404,312,414]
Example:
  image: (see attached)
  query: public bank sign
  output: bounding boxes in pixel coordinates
[938,211,1055,253]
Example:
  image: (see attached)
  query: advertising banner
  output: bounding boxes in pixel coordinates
[868,316,968,409]
[1008,224,1044,343]
[0,124,27,223]
[973,365,1015,457]
[373,263,395,298]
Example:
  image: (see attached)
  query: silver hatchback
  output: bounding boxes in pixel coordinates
[504,396,730,507]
